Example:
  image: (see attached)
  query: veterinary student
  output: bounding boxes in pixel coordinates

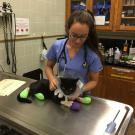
[45,10,103,100]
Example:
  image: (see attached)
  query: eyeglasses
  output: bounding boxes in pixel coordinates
[69,32,88,41]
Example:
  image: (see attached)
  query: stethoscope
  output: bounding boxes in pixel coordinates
[57,39,88,74]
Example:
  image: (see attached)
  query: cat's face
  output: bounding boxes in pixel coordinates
[60,77,78,95]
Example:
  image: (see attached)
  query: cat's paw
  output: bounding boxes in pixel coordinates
[61,100,80,111]
[54,89,64,98]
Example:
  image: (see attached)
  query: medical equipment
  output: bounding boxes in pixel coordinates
[1,2,17,74]
[57,39,88,72]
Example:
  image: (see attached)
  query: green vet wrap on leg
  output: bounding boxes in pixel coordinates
[34,93,45,101]
[20,87,30,98]
[82,96,92,104]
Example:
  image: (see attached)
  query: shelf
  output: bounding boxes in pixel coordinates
[72,0,81,1]
[122,16,135,19]
[123,4,135,7]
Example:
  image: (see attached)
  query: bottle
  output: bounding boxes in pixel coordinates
[122,40,129,55]
[114,47,121,64]
[108,48,114,64]
[98,42,105,57]
[129,40,135,57]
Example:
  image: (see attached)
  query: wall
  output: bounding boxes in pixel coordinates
[0,0,65,75]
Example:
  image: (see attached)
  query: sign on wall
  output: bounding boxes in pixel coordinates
[16,18,30,35]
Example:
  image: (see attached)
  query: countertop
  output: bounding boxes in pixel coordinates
[104,62,135,70]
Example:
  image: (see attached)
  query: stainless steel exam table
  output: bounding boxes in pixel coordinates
[0,71,133,135]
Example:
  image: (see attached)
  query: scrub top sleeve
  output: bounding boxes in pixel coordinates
[88,55,103,72]
[46,41,57,61]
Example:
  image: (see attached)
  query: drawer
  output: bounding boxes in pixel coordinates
[105,66,135,81]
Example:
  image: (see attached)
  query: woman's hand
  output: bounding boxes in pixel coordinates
[68,87,82,101]
[45,60,57,91]
[68,80,84,101]
[49,77,58,91]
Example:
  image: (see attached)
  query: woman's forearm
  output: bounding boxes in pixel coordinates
[44,60,56,81]
[82,80,98,92]
[82,72,99,92]
[45,65,55,81]
[45,63,58,90]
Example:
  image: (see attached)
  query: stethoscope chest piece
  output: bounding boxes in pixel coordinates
[82,62,88,68]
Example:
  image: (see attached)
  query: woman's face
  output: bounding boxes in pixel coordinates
[68,22,89,48]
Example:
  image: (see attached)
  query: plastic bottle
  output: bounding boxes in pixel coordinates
[98,43,104,56]
[114,47,121,64]
[129,40,135,57]
[108,48,114,64]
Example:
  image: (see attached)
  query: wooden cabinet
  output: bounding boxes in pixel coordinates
[66,0,135,31]
[114,0,135,31]
[105,77,135,104]
[66,0,115,31]
[118,80,135,108]
[94,65,135,115]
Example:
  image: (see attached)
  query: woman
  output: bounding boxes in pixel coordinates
[45,10,103,100]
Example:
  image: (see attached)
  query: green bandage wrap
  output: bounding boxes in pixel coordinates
[82,96,92,104]
[34,93,45,101]
[20,87,30,98]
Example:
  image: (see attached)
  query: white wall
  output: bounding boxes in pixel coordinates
[0,0,65,76]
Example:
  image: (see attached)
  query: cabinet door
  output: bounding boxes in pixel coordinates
[66,0,89,20]
[119,80,135,108]
[105,77,135,109]
[105,77,121,101]
[114,0,135,31]
[90,0,115,31]
[66,0,115,31]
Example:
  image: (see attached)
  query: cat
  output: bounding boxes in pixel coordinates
[17,78,78,103]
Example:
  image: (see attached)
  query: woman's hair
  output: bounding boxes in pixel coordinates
[65,10,102,61]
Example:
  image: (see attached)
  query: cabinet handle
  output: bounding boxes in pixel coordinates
[110,74,134,80]
[116,72,125,75]
[110,74,121,78]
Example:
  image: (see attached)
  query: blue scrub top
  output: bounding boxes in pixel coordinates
[46,38,103,83]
